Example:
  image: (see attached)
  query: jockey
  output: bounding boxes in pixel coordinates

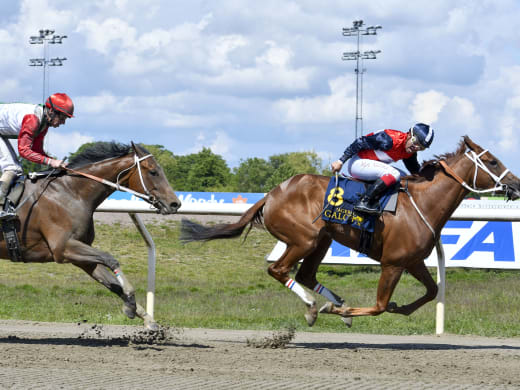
[0,93,73,218]
[331,123,434,215]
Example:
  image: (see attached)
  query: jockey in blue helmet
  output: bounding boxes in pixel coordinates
[331,123,434,214]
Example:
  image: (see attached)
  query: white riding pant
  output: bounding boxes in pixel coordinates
[0,137,23,175]
[346,155,403,182]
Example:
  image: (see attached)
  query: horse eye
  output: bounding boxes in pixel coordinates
[489,160,498,166]
[149,169,159,176]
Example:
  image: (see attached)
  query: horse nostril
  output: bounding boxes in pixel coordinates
[171,201,180,210]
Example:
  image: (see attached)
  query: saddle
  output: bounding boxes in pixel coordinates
[321,176,399,254]
[1,170,66,262]
[1,175,25,262]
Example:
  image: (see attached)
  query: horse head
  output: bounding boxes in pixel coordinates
[128,142,181,214]
[464,136,520,200]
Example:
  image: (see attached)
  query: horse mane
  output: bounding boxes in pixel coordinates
[68,142,133,169]
[404,138,467,182]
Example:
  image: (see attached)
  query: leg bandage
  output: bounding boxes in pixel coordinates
[314,283,344,306]
[285,279,314,306]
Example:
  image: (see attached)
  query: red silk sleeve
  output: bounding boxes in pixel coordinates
[17,114,51,165]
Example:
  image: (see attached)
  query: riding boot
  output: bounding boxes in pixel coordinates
[0,171,18,220]
[354,178,389,215]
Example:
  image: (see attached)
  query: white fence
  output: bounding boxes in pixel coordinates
[97,197,520,334]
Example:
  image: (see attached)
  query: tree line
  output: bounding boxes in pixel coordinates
[22,142,332,193]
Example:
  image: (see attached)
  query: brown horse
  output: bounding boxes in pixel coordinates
[181,136,520,326]
[2,142,180,330]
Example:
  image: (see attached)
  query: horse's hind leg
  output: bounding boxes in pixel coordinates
[75,263,158,330]
[267,244,318,326]
[294,236,352,327]
[63,239,137,317]
[387,261,438,316]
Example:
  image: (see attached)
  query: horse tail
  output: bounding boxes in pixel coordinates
[180,197,266,243]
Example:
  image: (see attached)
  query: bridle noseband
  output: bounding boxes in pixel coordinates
[439,149,510,195]
[65,153,163,209]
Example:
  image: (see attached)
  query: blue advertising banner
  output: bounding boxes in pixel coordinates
[268,220,520,269]
[108,191,265,204]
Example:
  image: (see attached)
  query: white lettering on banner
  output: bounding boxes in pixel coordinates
[177,194,224,204]
[267,221,520,269]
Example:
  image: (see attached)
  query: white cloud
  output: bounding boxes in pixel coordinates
[410,90,449,124]
[209,35,248,69]
[76,18,136,55]
[2,1,520,174]
[274,75,355,124]
[163,113,216,128]
[47,130,94,158]
[75,92,118,114]
[188,131,235,161]
[209,131,233,157]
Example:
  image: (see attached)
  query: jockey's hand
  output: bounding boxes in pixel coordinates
[331,160,343,174]
[49,159,68,169]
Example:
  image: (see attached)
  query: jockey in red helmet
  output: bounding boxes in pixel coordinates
[0,93,74,218]
[331,123,434,215]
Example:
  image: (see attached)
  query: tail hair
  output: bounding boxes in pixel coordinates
[180,197,266,244]
[180,219,245,243]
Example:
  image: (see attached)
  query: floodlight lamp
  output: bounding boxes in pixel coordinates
[29,36,43,44]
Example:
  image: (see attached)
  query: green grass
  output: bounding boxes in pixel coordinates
[0,220,518,337]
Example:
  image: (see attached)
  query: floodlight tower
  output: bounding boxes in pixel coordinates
[342,20,381,137]
[29,29,68,103]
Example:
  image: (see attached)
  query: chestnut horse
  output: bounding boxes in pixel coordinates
[181,136,520,326]
[1,142,180,330]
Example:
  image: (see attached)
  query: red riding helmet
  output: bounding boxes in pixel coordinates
[45,93,74,118]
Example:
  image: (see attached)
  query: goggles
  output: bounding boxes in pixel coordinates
[410,129,426,151]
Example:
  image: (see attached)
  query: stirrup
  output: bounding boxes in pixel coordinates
[353,202,380,215]
[0,209,16,221]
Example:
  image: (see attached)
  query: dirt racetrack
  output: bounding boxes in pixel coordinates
[0,320,518,389]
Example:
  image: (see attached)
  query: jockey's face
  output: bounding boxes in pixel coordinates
[47,109,68,128]
[405,132,426,153]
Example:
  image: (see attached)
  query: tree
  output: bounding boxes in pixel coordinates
[264,151,323,190]
[176,147,232,191]
[21,159,46,175]
[67,142,98,161]
[232,157,273,193]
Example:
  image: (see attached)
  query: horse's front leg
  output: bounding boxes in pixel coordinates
[76,263,158,330]
[321,264,404,317]
[386,261,438,315]
[62,239,137,319]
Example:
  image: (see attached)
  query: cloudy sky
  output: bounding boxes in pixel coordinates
[2,0,520,176]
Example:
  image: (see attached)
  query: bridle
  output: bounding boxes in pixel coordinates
[64,153,163,209]
[439,149,510,195]
[408,148,510,240]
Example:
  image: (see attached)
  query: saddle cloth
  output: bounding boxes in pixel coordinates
[321,176,398,233]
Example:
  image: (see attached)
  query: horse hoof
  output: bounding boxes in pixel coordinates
[123,303,136,319]
[319,302,333,314]
[305,304,318,327]
[387,302,398,312]
[341,317,353,328]
[145,320,159,331]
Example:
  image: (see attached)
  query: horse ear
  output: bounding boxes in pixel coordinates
[131,141,140,155]
[463,135,483,153]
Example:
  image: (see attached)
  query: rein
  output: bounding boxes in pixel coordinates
[402,183,436,239]
[64,153,155,203]
[312,172,338,224]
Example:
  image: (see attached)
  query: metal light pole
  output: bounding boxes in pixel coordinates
[29,29,67,103]
[342,20,381,137]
